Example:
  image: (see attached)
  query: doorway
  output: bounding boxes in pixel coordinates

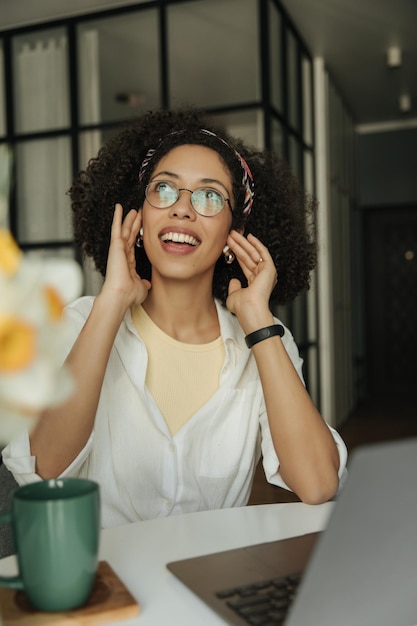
[364,206,417,394]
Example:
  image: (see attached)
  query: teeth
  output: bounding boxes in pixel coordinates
[161,232,199,246]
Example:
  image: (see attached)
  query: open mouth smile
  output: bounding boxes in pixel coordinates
[160,232,200,247]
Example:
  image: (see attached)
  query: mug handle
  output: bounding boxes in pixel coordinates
[0,511,24,590]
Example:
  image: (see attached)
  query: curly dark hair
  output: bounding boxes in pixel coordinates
[69,107,317,306]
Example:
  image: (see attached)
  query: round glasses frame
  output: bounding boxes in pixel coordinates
[145,180,232,217]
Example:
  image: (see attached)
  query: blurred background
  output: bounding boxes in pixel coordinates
[1,0,416,440]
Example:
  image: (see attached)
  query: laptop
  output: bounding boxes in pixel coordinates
[167,437,417,625]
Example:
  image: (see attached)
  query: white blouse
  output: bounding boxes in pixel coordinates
[2,297,348,528]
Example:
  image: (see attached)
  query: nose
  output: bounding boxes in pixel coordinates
[168,188,196,220]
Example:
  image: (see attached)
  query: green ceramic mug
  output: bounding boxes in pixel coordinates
[0,478,100,612]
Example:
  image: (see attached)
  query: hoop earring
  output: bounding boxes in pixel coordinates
[223,245,235,264]
[135,227,144,248]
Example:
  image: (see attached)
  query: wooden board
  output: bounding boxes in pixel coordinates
[0,560,140,625]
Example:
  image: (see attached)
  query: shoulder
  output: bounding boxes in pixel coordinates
[65,295,95,323]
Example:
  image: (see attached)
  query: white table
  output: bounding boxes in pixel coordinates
[0,502,334,625]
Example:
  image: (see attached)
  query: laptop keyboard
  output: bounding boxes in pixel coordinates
[215,572,302,625]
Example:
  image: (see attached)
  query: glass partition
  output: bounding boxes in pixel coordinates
[78,10,160,125]
[302,55,313,146]
[16,137,72,243]
[168,0,259,108]
[304,149,314,195]
[0,42,5,137]
[288,134,301,179]
[271,117,285,158]
[79,130,102,170]
[291,292,307,346]
[25,247,77,261]
[13,28,69,133]
[0,143,10,229]
[213,109,264,149]
[287,30,300,132]
[269,1,283,114]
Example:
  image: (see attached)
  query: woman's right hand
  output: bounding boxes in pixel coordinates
[101,204,151,309]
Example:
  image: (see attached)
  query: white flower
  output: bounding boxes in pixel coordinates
[0,223,83,445]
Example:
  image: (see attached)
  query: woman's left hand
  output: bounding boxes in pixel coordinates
[225,230,277,329]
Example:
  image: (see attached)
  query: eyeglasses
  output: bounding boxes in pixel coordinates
[145,180,232,217]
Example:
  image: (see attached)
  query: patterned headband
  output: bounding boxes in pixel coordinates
[138,129,254,217]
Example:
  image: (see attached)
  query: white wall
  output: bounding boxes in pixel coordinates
[314,58,355,427]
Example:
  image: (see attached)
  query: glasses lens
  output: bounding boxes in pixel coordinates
[146,181,178,208]
[192,188,224,216]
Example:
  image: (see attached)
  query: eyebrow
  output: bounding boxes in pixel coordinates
[151,170,231,197]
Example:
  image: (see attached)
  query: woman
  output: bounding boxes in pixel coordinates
[3,108,347,527]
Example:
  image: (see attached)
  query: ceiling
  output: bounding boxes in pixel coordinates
[1,0,417,127]
[280,0,417,127]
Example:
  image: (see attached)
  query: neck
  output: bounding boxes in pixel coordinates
[140,275,220,344]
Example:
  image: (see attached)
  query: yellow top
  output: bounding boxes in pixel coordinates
[131,305,225,435]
